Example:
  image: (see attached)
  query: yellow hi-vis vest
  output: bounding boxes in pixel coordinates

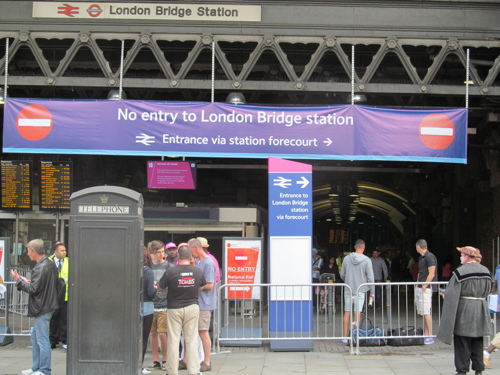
[48,255,69,302]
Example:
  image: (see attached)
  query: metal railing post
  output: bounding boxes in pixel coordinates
[385,281,392,325]
[327,281,334,324]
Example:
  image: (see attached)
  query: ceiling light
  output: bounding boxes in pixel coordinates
[328,185,339,198]
[226,92,246,105]
[347,94,367,103]
[107,89,127,100]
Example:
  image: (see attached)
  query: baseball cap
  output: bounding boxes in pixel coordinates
[197,237,209,247]
[165,242,177,249]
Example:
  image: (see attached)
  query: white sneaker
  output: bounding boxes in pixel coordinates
[31,372,45,375]
[142,368,152,374]
[21,369,34,375]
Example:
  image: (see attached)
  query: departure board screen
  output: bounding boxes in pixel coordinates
[40,161,72,211]
[0,160,32,210]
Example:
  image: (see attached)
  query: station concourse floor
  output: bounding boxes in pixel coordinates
[2,336,500,375]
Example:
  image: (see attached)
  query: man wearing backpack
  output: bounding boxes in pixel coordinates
[48,242,69,350]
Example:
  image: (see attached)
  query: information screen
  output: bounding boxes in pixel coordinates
[40,161,72,211]
[147,161,197,189]
[0,160,32,210]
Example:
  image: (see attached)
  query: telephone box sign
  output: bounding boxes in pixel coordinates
[3,99,468,163]
[78,205,130,214]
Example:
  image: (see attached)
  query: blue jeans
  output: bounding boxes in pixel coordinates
[31,311,53,374]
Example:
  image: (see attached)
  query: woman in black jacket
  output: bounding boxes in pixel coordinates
[142,248,157,374]
[320,256,339,279]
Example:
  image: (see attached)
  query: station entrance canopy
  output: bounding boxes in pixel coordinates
[3,99,467,163]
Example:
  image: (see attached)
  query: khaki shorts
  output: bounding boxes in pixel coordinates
[415,288,433,315]
[344,291,366,312]
[198,310,212,331]
[151,310,168,333]
[491,332,500,348]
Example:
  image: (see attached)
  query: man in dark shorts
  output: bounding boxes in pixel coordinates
[415,239,438,344]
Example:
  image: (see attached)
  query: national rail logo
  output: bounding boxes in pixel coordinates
[58,3,79,17]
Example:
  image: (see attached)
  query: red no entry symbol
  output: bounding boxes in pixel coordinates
[234,250,249,266]
[419,113,455,150]
[16,104,53,141]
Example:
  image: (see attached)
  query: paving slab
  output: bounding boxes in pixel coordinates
[3,337,500,374]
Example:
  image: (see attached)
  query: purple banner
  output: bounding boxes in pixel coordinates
[3,99,468,163]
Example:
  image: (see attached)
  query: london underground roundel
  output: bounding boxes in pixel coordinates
[419,113,455,150]
[87,4,103,17]
[16,104,53,141]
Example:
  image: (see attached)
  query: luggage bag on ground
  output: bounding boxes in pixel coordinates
[352,317,385,346]
[386,326,424,346]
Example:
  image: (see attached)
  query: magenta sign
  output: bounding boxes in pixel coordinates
[147,161,197,189]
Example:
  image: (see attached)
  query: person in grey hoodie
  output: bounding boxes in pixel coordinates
[340,239,375,341]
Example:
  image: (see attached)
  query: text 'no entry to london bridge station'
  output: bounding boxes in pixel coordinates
[118,107,352,147]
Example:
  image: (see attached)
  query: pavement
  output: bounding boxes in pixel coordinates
[2,336,500,375]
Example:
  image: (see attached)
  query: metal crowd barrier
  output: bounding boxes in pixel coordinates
[353,281,447,354]
[216,281,451,354]
[216,282,356,353]
[0,266,33,339]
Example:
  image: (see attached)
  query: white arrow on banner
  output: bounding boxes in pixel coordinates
[323,138,332,146]
[297,176,309,188]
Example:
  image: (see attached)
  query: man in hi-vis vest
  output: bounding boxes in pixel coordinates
[48,242,69,350]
